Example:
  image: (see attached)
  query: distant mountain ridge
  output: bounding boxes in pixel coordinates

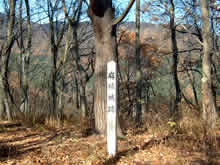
[0,12,203,37]
[0,12,218,58]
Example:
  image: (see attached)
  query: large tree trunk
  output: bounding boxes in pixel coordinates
[170,0,181,112]
[200,0,216,129]
[88,0,122,135]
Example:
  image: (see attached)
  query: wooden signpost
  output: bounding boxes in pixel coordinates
[107,60,117,156]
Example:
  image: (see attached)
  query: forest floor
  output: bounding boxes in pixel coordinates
[0,119,219,165]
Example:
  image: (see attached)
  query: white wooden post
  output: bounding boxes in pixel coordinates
[107,60,117,156]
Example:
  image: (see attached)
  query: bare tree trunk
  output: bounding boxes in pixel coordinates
[145,86,150,112]
[47,6,57,121]
[46,0,66,125]
[210,7,219,108]
[170,0,181,112]
[200,0,216,129]
[62,0,91,117]
[49,45,58,120]
[186,68,198,105]
[135,0,142,124]
[80,82,88,118]
[88,0,119,135]
[88,0,134,135]
[18,0,24,113]
[0,76,11,120]
[0,99,4,119]
[57,21,72,112]
[0,0,17,121]
[19,0,31,115]
[74,74,80,109]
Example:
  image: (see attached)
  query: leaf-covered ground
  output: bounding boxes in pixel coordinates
[0,120,219,165]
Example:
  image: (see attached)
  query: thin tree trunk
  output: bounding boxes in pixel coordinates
[200,0,216,129]
[145,86,150,112]
[210,10,219,108]
[185,66,198,105]
[80,83,88,118]
[50,45,58,120]
[0,76,11,120]
[135,0,142,123]
[0,99,4,119]
[74,74,80,109]
[57,21,73,112]
[47,0,66,124]
[0,0,17,121]
[170,0,181,112]
[47,2,57,120]
[20,0,31,115]
[48,20,60,125]
[62,0,89,117]
[191,79,199,105]
[18,0,24,113]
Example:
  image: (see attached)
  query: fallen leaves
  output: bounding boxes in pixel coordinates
[0,121,219,165]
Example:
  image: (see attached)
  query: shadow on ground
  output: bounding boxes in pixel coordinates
[0,123,82,161]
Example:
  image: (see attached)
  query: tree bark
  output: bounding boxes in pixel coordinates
[0,0,17,120]
[88,0,134,135]
[47,0,66,124]
[200,0,217,129]
[19,0,31,115]
[88,0,119,135]
[170,0,181,112]
[73,73,80,109]
[80,83,88,118]
[62,0,91,118]
[135,0,142,123]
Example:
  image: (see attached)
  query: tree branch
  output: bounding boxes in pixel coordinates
[112,0,135,25]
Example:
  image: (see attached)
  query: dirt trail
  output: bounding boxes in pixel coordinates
[0,121,219,165]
